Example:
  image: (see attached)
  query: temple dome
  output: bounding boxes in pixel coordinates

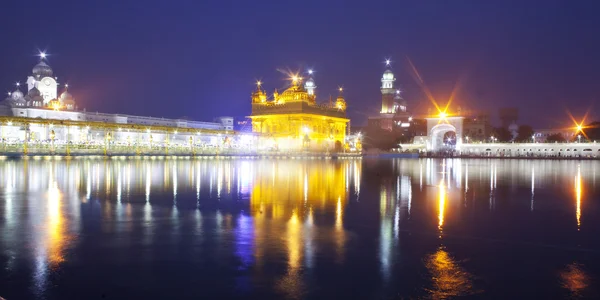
[382,69,394,80]
[305,77,315,88]
[28,86,41,97]
[11,89,24,100]
[32,60,53,78]
[278,84,309,102]
[60,90,73,101]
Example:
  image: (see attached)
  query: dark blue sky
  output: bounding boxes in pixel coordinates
[1,0,599,128]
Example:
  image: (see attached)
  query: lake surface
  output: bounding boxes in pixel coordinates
[0,158,599,299]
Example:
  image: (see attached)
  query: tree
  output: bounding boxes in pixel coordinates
[493,127,513,142]
[546,133,565,143]
[585,121,600,142]
[515,125,534,142]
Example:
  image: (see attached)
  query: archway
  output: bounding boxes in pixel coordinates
[426,116,464,152]
[430,123,457,152]
[334,140,343,152]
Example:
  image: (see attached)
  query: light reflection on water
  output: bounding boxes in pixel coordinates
[0,158,599,299]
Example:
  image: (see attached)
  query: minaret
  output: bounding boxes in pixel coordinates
[304,69,316,97]
[251,81,267,103]
[305,77,316,96]
[335,87,346,111]
[381,60,396,114]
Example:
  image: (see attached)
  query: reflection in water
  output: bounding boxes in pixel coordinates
[575,165,582,230]
[425,248,475,299]
[438,180,446,232]
[559,263,588,297]
[277,210,304,299]
[531,166,535,211]
[1,158,599,299]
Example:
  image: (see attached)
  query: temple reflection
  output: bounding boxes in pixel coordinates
[1,157,598,299]
[249,160,357,220]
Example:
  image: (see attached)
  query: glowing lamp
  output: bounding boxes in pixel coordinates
[308,69,313,75]
[303,126,310,134]
[576,125,583,132]
[439,112,447,119]
[385,59,391,66]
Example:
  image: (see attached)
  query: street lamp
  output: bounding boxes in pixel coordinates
[465,136,469,143]
[578,134,582,143]
[532,135,535,143]
[491,136,495,143]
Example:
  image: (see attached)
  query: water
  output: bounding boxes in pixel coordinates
[0,158,599,299]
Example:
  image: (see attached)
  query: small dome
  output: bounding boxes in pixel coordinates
[32,60,53,78]
[383,69,394,80]
[508,122,519,131]
[28,86,41,97]
[60,90,73,101]
[304,77,315,87]
[11,89,24,100]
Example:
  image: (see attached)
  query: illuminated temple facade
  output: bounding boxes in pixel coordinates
[0,57,241,151]
[249,75,350,152]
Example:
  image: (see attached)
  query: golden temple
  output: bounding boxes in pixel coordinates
[249,75,350,152]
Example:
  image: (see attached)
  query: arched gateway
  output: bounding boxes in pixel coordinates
[425,116,464,152]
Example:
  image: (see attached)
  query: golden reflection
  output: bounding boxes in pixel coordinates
[438,181,446,232]
[575,165,582,230]
[559,263,588,296]
[425,248,475,299]
[334,196,346,263]
[277,209,305,298]
[250,161,352,220]
[46,181,69,266]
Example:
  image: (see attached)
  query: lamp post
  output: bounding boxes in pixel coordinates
[465,136,469,143]
[532,135,535,143]
[578,134,582,143]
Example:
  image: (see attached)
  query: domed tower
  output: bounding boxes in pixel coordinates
[32,60,53,78]
[251,81,267,103]
[304,77,316,96]
[381,68,396,114]
[60,85,76,110]
[27,58,57,104]
[25,86,44,107]
[11,88,26,106]
[335,87,346,111]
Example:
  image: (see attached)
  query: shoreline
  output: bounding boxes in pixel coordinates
[419,154,599,160]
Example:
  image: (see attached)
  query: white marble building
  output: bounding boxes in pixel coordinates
[0,57,233,131]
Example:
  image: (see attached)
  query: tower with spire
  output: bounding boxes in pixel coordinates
[380,60,396,114]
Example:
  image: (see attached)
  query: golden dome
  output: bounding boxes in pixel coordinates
[277,84,309,103]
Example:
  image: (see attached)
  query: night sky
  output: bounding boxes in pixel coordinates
[1,0,599,128]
